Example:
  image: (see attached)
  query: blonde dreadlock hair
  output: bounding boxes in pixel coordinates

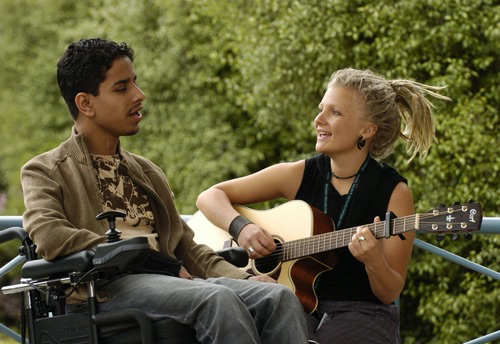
[328,68,451,160]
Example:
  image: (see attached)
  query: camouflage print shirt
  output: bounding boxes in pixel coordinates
[91,154,159,250]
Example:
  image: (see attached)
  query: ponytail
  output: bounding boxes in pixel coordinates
[389,80,451,160]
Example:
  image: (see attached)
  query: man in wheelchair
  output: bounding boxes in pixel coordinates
[16,37,308,343]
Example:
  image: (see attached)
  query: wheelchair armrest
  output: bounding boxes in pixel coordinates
[0,226,30,244]
[21,250,95,279]
[216,247,248,268]
[19,241,247,280]
[93,237,150,271]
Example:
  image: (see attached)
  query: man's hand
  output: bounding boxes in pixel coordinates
[179,266,193,279]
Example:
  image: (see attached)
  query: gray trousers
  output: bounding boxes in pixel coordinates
[97,274,308,344]
[306,300,400,344]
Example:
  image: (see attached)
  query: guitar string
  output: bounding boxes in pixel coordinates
[252,209,473,266]
[255,210,463,261]
[254,218,462,266]
[254,211,471,266]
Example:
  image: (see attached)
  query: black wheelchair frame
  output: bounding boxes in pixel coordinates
[1,212,248,344]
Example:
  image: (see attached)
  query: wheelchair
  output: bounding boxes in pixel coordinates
[1,211,249,344]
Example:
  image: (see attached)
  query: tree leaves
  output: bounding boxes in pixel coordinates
[0,0,497,341]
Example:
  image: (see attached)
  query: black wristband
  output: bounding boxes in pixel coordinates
[228,215,252,240]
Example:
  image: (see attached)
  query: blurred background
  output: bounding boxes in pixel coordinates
[0,0,498,343]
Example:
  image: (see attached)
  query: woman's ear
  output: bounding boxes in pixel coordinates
[75,92,94,117]
[362,122,378,140]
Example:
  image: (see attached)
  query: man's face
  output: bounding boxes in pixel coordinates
[88,56,145,141]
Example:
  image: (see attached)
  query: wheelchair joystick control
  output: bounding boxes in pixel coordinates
[93,210,150,271]
[96,210,126,243]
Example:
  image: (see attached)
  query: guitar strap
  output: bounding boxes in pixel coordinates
[323,155,371,229]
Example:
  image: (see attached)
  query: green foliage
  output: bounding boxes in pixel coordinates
[0,0,498,342]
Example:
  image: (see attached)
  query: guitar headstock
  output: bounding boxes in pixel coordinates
[419,201,482,236]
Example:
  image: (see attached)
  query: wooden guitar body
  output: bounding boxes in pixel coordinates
[188,200,337,313]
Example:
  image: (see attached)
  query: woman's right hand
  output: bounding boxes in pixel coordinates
[237,223,276,258]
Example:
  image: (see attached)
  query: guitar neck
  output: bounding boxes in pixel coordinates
[282,214,419,261]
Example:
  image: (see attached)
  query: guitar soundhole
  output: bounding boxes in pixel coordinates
[254,239,283,274]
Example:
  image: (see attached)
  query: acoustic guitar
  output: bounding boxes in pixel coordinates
[188,200,482,313]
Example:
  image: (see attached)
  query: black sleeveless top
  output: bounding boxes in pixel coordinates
[295,154,407,304]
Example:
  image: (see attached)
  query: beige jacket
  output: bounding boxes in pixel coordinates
[21,127,248,279]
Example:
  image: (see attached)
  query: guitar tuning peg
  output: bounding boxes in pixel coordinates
[436,234,445,242]
[437,203,446,209]
[452,201,460,206]
[467,199,474,204]
[451,233,459,241]
[465,232,472,240]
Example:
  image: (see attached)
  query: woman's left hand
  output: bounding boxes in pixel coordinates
[348,216,383,264]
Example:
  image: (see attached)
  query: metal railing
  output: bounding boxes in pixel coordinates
[412,216,500,344]
[1,215,499,344]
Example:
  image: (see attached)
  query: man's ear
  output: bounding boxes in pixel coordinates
[362,122,378,140]
[75,92,94,117]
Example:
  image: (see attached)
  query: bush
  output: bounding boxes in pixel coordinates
[0,0,497,341]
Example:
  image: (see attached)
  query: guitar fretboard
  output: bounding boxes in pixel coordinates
[281,214,420,261]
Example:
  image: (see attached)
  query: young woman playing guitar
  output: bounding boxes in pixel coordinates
[197,68,450,343]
